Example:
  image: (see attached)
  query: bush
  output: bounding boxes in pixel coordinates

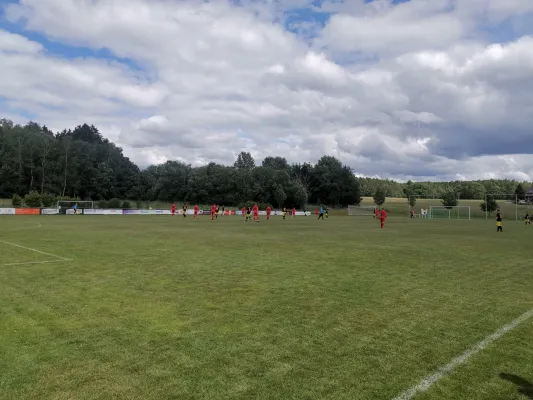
[41,193,56,208]
[122,200,132,209]
[107,198,121,208]
[237,201,272,209]
[98,199,108,208]
[24,191,42,207]
[12,194,22,207]
[57,196,81,201]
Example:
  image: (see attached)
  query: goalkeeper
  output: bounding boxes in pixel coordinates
[525,213,531,225]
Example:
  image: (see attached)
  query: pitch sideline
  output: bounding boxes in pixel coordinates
[392,308,533,399]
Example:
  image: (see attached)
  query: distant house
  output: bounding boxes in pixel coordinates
[526,188,533,202]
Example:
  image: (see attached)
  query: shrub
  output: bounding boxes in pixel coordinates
[98,199,108,208]
[107,198,121,208]
[122,200,132,209]
[24,191,42,208]
[12,194,22,207]
[41,193,56,208]
[238,201,272,209]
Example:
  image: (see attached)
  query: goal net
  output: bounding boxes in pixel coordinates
[348,205,376,216]
[429,206,470,220]
[57,200,94,213]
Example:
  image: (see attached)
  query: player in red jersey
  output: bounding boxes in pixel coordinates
[211,204,216,220]
[171,203,176,217]
[193,204,199,219]
[241,207,246,217]
[252,204,259,222]
[292,207,296,217]
[380,209,387,229]
[266,206,271,220]
[315,208,319,216]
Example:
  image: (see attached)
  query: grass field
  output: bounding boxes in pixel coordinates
[1,215,532,400]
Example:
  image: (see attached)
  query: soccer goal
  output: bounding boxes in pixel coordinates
[348,205,376,216]
[57,200,94,210]
[429,206,471,219]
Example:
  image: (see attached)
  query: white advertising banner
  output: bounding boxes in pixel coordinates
[41,208,59,215]
[84,209,122,215]
[0,208,16,215]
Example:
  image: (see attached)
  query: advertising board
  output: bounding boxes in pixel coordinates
[41,208,59,215]
[15,208,40,215]
[0,208,16,215]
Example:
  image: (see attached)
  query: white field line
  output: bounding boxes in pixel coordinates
[0,239,70,263]
[4,259,71,266]
[392,308,533,400]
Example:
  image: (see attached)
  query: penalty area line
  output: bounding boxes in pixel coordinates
[392,308,533,400]
[0,239,70,262]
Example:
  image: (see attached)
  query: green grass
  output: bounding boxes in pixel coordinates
[1,215,532,400]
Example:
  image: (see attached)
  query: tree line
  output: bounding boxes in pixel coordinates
[1,118,531,209]
[0,119,359,207]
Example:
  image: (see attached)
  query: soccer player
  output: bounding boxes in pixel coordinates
[292,207,296,217]
[171,203,176,217]
[380,208,387,229]
[246,207,251,221]
[221,205,225,216]
[318,206,324,220]
[252,204,259,222]
[211,204,217,220]
[182,203,187,218]
[411,209,415,218]
[266,205,271,220]
[282,207,287,220]
[325,207,329,218]
[215,204,219,219]
[241,206,246,217]
[315,208,319,216]
[375,208,379,220]
[496,210,503,232]
[525,213,530,225]
[193,204,199,219]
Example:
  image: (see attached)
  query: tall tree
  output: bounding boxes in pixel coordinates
[441,191,458,209]
[234,151,255,170]
[373,187,386,206]
[515,183,526,201]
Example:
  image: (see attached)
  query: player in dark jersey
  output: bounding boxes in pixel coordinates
[182,204,187,218]
[496,210,503,232]
[246,207,251,221]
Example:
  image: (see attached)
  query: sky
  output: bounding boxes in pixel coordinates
[1,0,533,182]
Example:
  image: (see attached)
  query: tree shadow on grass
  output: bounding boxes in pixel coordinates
[500,373,533,398]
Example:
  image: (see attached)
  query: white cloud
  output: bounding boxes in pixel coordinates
[1,0,533,181]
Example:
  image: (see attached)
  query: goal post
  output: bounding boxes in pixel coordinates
[429,206,471,219]
[348,205,376,216]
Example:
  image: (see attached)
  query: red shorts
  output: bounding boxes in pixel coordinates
[171,210,175,215]
[253,213,258,217]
